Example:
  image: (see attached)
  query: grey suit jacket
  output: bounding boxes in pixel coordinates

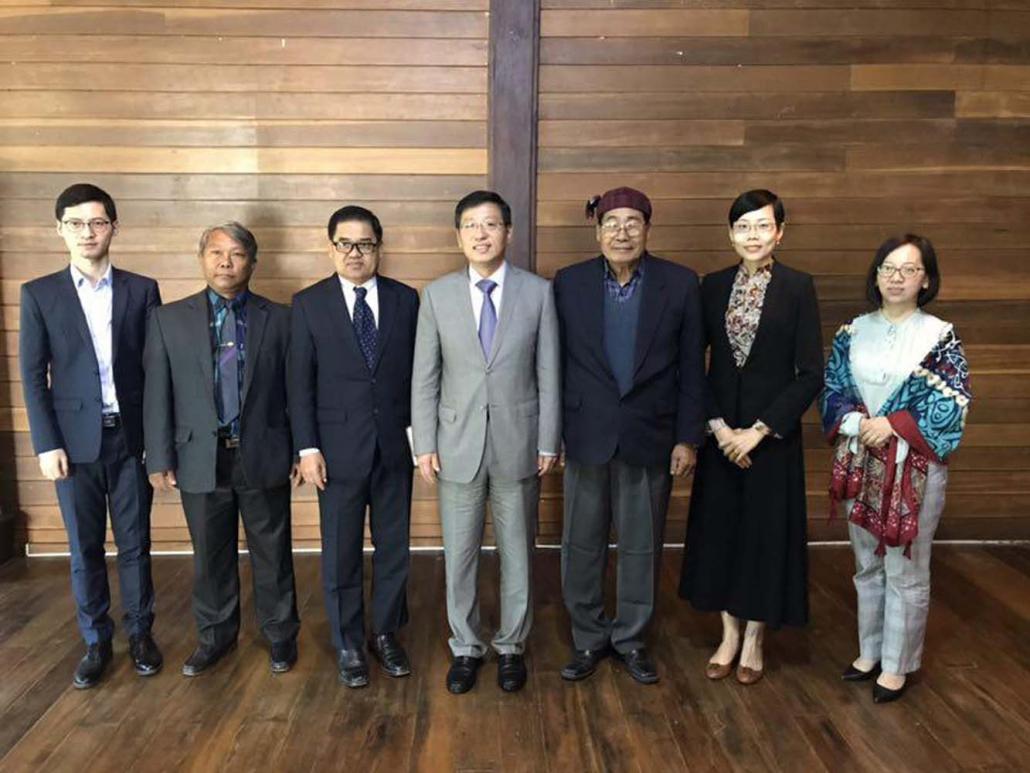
[411,264,560,484]
[143,290,293,494]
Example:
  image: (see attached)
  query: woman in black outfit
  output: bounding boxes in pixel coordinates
[679,190,824,684]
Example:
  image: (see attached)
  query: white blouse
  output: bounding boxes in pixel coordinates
[840,309,949,462]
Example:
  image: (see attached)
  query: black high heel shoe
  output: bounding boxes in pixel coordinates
[873,678,907,704]
[841,661,880,682]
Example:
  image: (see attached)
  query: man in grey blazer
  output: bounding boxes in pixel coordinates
[144,222,300,677]
[412,190,560,694]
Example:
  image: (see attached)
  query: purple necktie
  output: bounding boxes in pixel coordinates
[217,300,240,426]
[477,278,497,359]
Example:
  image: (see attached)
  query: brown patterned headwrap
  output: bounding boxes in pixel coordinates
[585,186,653,223]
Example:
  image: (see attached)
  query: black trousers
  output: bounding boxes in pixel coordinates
[55,426,155,645]
[179,445,299,649]
[318,446,412,650]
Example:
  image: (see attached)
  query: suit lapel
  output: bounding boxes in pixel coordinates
[110,268,129,366]
[241,293,267,406]
[187,291,215,403]
[454,271,482,359]
[632,255,668,380]
[372,277,397,373]
[59,269,97,355]
[488,265,520,365]
[323,274,366,368]
[582,257,614,380]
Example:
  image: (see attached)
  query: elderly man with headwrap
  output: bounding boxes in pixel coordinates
[553,187,704,684]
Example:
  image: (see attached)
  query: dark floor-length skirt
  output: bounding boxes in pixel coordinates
[679,431,809,628]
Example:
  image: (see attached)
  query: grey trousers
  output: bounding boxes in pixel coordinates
[561,458,672,654]
[848,462,947,675]
[437,460,538,658]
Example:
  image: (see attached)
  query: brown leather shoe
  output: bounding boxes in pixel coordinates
[705,661,734,680]
[735,664,764,685]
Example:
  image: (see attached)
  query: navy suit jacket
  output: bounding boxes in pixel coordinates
[20,267,161,463]
[289,274,419,481]
[553,253,705,467]
[144,290,293,494]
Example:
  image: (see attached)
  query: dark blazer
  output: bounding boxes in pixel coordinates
[701,261,823,436]
[289,274,419,480]
[143,290,293,493]
[20,267,161,462]
[553,253,705,467]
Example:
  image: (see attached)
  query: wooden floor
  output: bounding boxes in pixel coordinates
[0,545,1028,772]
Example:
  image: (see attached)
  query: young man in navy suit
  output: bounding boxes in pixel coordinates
[20,183,163,688]
[290,206,419,688]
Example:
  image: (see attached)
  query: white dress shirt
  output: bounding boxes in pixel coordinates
[299,274,380,458]
[70,263,119,414]
[839,309,949,463]
[338,274,380,326]
[468,261,506,327]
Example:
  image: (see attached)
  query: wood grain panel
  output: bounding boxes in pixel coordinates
[537,0,1030,544]
[541,9,748,37]
[0,34,488,65]
[0,0,488,554]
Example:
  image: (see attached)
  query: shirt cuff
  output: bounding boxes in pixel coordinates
[707,418,728,433]
[538,451,558,457]
[298,448,320,457]
[839,412,863,437]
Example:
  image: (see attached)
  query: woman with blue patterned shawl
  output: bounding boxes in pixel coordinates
[821,234,971,705]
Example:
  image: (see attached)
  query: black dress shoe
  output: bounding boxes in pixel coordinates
[337,648,369,688]
[182,642,236,677]
[446,655,483,694]
[73,641,113,689]
[614,648,659,685]
[270,639,298,674]
[842,662,880,682]
[370,633,411,678]
[128,633,163,676]
[497,653,527,692]
[873,679,908,704]
[560,647,610,681]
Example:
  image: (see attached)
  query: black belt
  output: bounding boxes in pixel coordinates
[101,413,121,429]
[217,433,240,449]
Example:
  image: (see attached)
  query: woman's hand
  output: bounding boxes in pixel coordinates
[858,416,894,448]
[721,427,764,468]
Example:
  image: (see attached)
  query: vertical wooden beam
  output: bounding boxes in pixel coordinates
[488,0,540,271]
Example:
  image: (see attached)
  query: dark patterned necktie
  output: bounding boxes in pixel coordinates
[216,299,240,426]
[353,286,377,370]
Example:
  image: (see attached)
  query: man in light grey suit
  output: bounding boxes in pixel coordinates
[412,190,560,694]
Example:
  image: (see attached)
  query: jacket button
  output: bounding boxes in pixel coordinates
[373,409,379,416]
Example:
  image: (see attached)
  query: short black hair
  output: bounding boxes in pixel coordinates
[327,205,383,243]
[728,189,785,226]
[454,190,511,228]
[199,221,259,263]
[55,183,117,222]
[865,233,941,308]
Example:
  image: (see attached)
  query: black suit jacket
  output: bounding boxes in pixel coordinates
[553,253,705,467]
[20,267,161,462]
[701,261,823,436]
[289,274,419,480]
[143,290,293,493]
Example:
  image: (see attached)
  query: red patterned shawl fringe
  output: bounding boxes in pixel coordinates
[828,433,929,559]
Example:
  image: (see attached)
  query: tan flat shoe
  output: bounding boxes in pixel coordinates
[706,661,734,680]
[735,664,764,685]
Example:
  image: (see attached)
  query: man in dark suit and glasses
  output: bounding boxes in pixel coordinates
[554,187,705,685]
[290,206,419,688]
[20,183,163,688]
[144,222,300,676]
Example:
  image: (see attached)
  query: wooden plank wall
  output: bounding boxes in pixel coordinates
[536,0,1030,543]
[0,0,489,554]
[1,1,1028,555]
